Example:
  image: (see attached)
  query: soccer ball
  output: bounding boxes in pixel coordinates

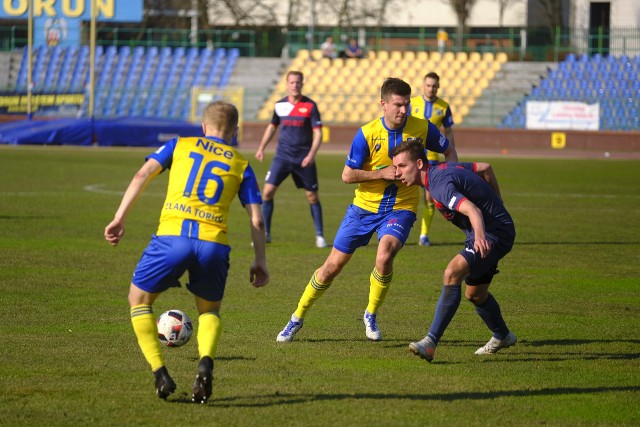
[157,310,193,347]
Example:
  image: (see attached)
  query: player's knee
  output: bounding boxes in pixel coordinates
[375,252,395,272]
[443,265,464,285]
[319,261,342,282]
[306,192,319,204]
[465,292,486,305]
[262,185,277,200]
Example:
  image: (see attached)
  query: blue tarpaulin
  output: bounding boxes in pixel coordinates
[0,117,203,146]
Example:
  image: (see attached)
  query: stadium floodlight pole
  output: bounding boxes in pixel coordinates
[190,0,198,45]
[88,0,97,120]
[27,0,33,121]
[306,0,316,52]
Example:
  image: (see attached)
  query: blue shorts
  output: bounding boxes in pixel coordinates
[333,205,417,254]
[460,229,514,285]
[132,235,231,302]
[265,156,319,191]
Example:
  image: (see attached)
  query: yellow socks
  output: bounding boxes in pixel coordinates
[294,270,332,319]
[130,304,164,372]
[366,268,393,314]
[420,201,435,236]
[197,312,222,360]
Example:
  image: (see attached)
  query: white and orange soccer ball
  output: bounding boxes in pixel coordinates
[157,310,193,347]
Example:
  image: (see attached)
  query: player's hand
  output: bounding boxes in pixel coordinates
[104,221,125,246]
[473,237,492,258]
[255,149,264,162]
[301,155,314,168]
[250,262,269,287]
[377,165,397,181]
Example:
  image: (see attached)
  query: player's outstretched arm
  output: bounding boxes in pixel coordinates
[245,203,269,287]
[475,162,503,202]
[104,159,162,246]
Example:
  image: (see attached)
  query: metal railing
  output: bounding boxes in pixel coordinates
[2,25,640,59]
[0,26,256,57]
[285,27,640,61]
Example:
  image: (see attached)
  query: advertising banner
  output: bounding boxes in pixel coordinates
[0,0,143,47]
[526,101,600,131]
[0,92,84,115]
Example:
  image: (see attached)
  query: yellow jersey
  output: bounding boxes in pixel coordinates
[346,116,450,214]
[410,96,454,161]
[148,136,262,245]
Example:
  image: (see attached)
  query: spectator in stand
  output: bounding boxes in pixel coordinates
[321,36,337,60]
[340,38,364,59]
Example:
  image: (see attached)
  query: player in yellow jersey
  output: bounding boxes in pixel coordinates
[410,72,456,247]
[276,78,458,343]
[104,101,269,403]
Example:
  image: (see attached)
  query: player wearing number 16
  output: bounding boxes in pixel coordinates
[104,101,269,403]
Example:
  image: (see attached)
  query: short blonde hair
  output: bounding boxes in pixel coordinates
[202,101,238,140]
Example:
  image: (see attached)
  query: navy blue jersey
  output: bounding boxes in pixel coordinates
[424,162,514,240]
[271,95,322,162]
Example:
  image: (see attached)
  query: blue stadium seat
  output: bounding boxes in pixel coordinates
[203,52,224,87]
[54,46,77,93]
[68,46,89,92]
[568,86,581,99]
[42,46,63,93]
[530,86,541,97]
[565,53,576,62]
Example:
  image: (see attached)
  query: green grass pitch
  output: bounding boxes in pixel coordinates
[0,145,638,425]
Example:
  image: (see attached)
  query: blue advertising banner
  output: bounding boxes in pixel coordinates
[0,0,143,47]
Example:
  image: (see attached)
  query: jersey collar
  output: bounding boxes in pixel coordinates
[381,116,407,132]
[205,136,230,146]
[422,164,431,189]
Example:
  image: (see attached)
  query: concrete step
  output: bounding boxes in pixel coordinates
[462,61,555,127]
[228,57,290,121]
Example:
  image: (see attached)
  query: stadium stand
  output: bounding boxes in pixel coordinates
[11,45,240,121]
[501,54,640,131]
[256,48,504,124]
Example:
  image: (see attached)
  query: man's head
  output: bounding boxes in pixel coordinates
[286,71,304,99]
[202,101,239,142]
[380,78,412,129]
[422,72,440,101]
[390,139,428,187]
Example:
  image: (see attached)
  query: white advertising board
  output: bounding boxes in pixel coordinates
[526,101,600,130]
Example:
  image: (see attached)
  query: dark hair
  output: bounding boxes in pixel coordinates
[390,139,427,164]
[286,70,304,82]
[424,72,440,81]
[381,77,411,100]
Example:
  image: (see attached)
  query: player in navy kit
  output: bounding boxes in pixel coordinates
[391,139,516,362]
[255,71,328,248]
